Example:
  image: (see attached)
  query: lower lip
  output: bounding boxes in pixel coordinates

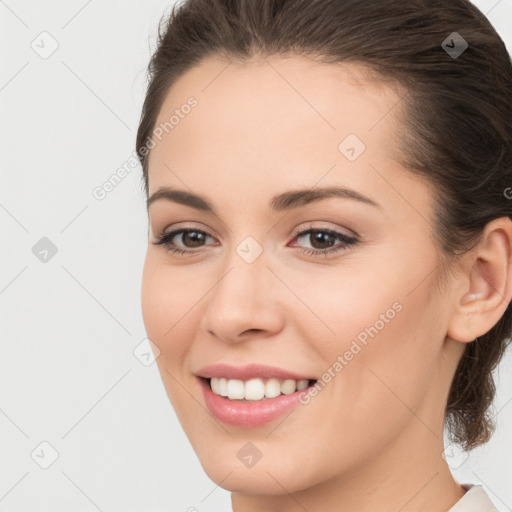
[199,378,308,428]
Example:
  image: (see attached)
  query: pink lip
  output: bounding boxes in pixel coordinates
[196,364,317,427]
[195,363,315,381]
[199,377,311,427]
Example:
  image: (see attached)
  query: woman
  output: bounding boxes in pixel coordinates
[136,0,512,510]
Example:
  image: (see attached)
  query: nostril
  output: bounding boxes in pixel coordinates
[243,329,263,335]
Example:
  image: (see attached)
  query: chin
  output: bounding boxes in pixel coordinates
[186,434,330,496]
[199,456,314,495]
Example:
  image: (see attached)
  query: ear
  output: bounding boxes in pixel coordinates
[446,216,512,344]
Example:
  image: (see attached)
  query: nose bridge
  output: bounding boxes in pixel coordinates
[214,237,270,315]
[201,234,283,341]
[218,229,270,299]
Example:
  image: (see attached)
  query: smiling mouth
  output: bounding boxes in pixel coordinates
[204,377,318,402]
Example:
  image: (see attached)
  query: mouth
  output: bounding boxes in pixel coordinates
[203,376,317,402]
[195,364,319,427]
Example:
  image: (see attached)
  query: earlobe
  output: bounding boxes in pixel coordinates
[446,217,512,344]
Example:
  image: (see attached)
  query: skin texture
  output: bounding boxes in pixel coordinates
[141,56,512,512]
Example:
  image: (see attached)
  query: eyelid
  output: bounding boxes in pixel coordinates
[290,221,357,239]
[153,221,221,241]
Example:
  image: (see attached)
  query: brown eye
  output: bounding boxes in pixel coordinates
[307,231,338,250]
[291,227,358,258]
[153,229,216,255]
[178,230,208,248]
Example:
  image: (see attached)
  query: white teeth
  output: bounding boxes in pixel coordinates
[280,379,296,395]
[210,377,220,394]
[219,378,228,397]
[227,379,245,400]
[209,377,311,401]
[265,378,281,398]
[297,379,308,390]
[244,378,265,401]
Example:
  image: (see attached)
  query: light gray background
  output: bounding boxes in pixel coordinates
[1,1,511,511]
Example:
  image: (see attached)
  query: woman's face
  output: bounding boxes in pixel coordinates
[141,56,462,494]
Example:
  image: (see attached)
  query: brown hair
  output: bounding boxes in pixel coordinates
[136,0,512,451]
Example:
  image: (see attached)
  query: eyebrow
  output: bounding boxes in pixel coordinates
[146,185,382,213]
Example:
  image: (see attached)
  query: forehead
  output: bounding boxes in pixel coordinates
[150,56,404,159]
[147,56,430,220]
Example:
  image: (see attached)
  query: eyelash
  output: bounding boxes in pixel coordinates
[153,224,358,258]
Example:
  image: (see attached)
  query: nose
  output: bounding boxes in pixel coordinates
[200,247,284,344]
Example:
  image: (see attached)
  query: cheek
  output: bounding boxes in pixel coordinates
[140,252,199,365]
[283,257,404,361]
[141,251,195,327]
[141,252,207,426]
[305,251,442,423]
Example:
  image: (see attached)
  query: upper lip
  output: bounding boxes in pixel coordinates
[195,363,316,381]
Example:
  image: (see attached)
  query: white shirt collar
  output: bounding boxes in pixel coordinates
[448,483,498,511]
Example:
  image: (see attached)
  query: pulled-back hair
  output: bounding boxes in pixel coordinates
[136,0,512,451]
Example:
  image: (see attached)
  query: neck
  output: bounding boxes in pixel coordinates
[231,419,466,512]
